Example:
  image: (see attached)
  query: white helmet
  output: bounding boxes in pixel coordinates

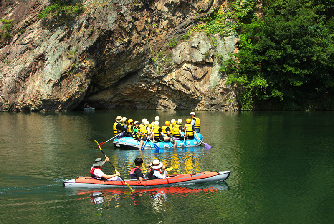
[155,116,159,121]
[171,119,175,124]
[154,121,159,126]
[177,119,182,124]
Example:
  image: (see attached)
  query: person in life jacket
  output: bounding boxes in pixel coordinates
[121,117,128,133]
[157,120,177,149]
[113,116,123,135]
[90,157,121,180]
[190,112,200,133]
[130,158,145,181]
[172,119,183,138]
[125,119,134,137]
[152,121,160,141]
[184,118,194,139]
[132,121,140,139]
[146,160,167,179]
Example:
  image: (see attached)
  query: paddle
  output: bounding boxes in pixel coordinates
[94,140,134,192]
[194,132,211,149]
[140,138,148,150]
[96,133,122,148]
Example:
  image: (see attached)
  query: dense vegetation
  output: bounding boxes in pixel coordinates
[220,0,334,110]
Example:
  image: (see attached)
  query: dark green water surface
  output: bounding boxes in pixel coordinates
[0,111,333,223]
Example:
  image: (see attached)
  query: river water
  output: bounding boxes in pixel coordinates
[0,110,333,223]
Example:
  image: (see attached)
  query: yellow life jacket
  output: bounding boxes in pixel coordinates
[127,124,133,133]
[184,123,193,137]
[172,124,181,137]
[153,125,160,139]
[140,125,148,134]
[113,122,121,135]
[161,126,168,134]
[194,117,200,129]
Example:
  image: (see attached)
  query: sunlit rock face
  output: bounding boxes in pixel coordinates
[0,0,238,112]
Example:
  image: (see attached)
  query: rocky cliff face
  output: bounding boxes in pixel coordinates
[0,0,238,112]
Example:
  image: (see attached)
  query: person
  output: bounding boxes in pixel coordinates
[159,121,177,148]
[130,158,145,181]
[172,119,183,138]
[132,121,140,139]
[90,157,122,180]
[122,117,128,133]
[126,119,134,137]
[152,121,160,141]
[146,160,167,179]
[113,116,123,136]
[184,118,194,139]
[190,112,200,133]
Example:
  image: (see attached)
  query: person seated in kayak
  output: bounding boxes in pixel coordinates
[90,157,121,181]
[130,158,145,181]
[146,160,167,179]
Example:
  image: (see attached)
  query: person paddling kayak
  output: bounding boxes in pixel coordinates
[130,158,145,181]
[90,157,122,181]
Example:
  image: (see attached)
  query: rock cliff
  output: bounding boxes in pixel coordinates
[0,0,238,112]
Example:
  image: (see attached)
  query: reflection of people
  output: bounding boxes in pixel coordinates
[130,158,145,181]
[90,157,122,180]
[147,160,167,179]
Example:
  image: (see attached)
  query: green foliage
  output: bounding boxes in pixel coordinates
[0,19,16,43]
[38,3,83,19]
[166,38,178,48]
[182,0,258,40]
[226,0,334,110]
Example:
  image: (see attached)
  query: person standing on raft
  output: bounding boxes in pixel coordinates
[90,157,121,181]
[190,112,200,133]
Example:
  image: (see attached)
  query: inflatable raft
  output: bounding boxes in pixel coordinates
[113,133,204,150]
[63,171,230,188]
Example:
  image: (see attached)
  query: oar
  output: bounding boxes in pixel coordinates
[96,133,122,148]
[94,140,134,192]
[141,138,148,150]
[194,132,211,149]
[199,140,211,149]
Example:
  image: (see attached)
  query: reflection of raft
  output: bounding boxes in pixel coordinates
[63,171,230,188]
[113,133,203,150]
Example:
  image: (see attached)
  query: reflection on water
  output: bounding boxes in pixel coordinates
[1,111,334,223]
[75,182,229,213]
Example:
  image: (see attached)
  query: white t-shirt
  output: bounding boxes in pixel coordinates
[93,168,105,179]
[93,167,122,181]
[153,170,167,179]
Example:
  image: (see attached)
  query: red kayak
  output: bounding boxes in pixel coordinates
[63,171,230,188]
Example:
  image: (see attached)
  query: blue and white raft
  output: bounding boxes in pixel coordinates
[113,133,203,150]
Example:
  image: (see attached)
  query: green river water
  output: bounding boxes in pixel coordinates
[0,110,333,223]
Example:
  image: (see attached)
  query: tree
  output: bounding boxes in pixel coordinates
[226,0,334,110]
